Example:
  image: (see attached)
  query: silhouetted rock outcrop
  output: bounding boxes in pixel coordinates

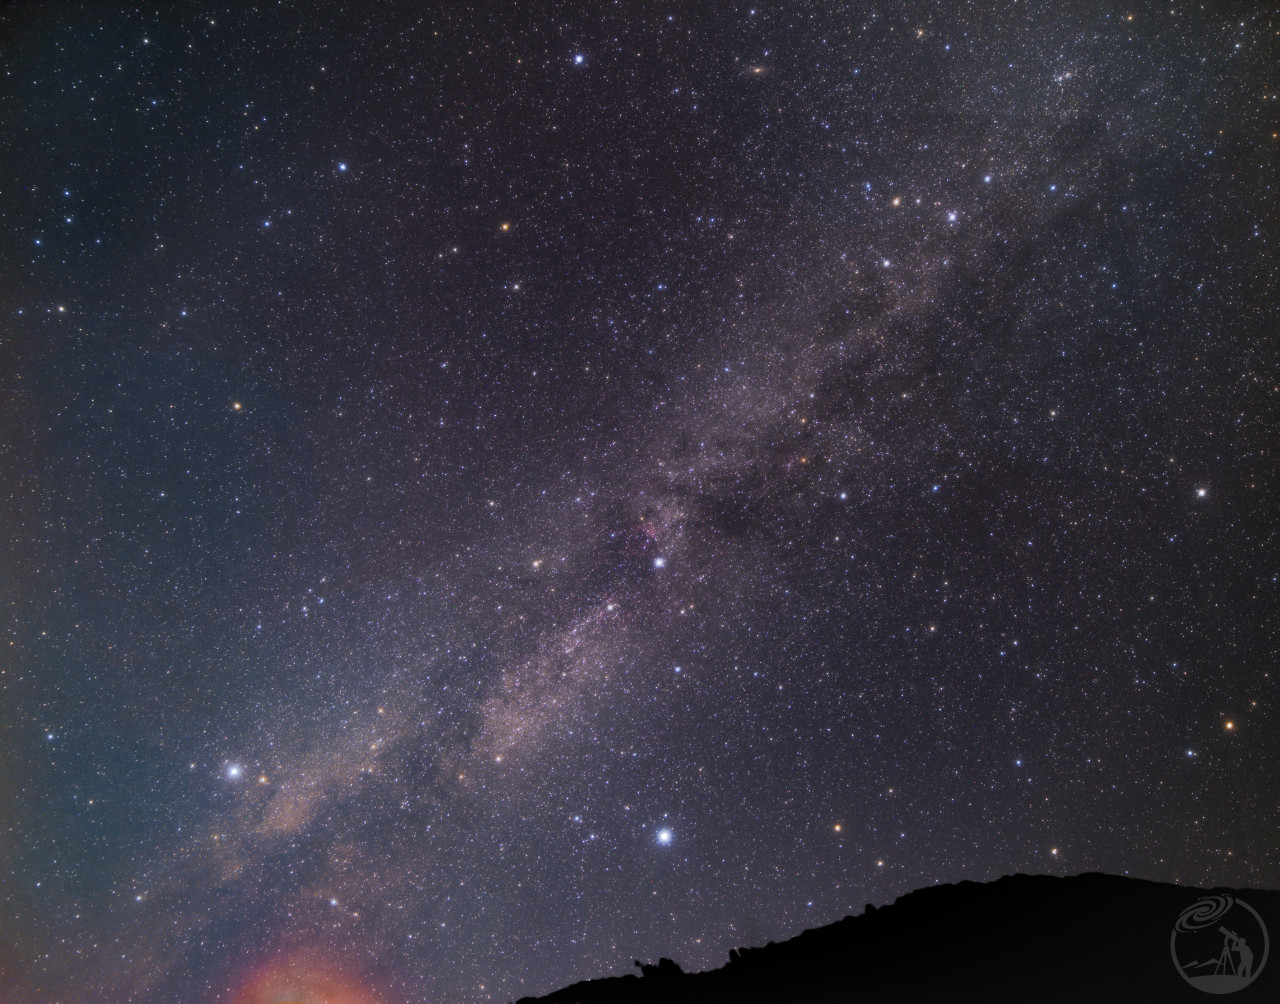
[514,873,1280,1003]
[632,958,682,981]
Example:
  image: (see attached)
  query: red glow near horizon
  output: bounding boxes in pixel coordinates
[230,948,385,1004]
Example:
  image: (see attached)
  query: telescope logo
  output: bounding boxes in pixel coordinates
[1171,895,1268,994]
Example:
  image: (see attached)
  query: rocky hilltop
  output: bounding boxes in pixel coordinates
[514,873,1280,1003]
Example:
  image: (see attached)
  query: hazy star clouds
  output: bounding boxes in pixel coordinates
[2,5,1277,1004]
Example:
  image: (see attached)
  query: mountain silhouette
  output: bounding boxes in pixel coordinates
[513,873,1280,1003]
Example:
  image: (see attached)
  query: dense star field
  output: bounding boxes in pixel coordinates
[3,4,1279,1002]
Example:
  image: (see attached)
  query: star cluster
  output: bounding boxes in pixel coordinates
[2,5,1278,1003]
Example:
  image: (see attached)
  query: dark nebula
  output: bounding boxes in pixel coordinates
[2,5,1278,1003]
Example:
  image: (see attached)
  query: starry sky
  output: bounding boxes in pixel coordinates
[3,4,1279,1003]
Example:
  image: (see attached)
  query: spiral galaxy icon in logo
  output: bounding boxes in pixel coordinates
[1171,895,1268,994]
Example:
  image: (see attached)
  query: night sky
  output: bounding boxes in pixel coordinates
[3,4,1279,1003]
